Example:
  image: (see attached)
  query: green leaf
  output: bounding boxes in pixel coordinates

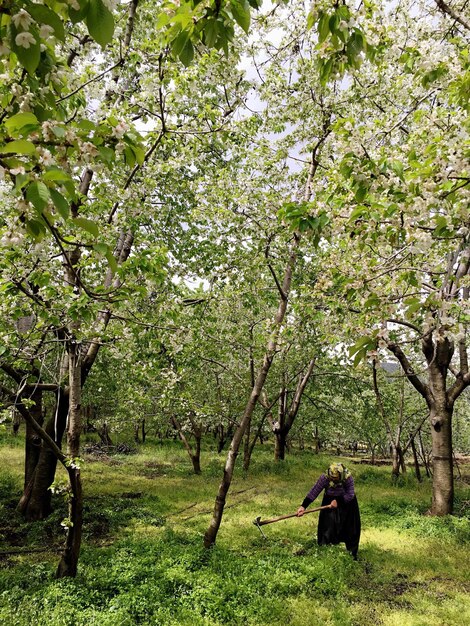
[347,31,364,59]
[25,219,46,241]
[98,146,115,164]
[349,336,375,367]
[230,0,251,35]
[354,184,368,202]
[78,119,96,131]
[26,182,50,212]
[1,140,36,155]
[124,146,136,168]
[86,0,115,48]
[390,160,405,181]
[318,12,330,43]
[50,188,70,220]
[93,242,108,255]
[171,30,190,57]
[43,168,73,183]
[328,13,339,35]
[179,39,194,67]
[131,145,145,166]
[204,19,219,48]
[307,11,315,31]
[10,25,41,75]
[69,0,89,24]
[4,112,39,137]
[27,4,65,41]
[74,217,99,238]
[320,57,334,85]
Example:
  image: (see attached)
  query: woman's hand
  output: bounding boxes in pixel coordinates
[330,499,338,509]
[296,506,306,517]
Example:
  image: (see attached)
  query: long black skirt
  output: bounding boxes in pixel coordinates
[317,493,361,558]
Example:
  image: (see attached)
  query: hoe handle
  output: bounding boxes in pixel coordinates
[257,504,332,526]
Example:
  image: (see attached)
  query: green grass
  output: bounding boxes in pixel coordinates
[0,433,469,626]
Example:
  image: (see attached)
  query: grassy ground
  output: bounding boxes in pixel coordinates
[0,433,469,626]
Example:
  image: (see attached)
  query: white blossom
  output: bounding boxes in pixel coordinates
[41,121,55,141]
[39,149,54,166]
[112,121,129,139]
[81,141,99,157]
[15,32,36,49]
[12,10,34,31]
[39,24,55,40]
[10,166,26,175]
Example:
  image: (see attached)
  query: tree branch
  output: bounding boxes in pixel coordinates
[386,341,431,403]
[435,0,470,30]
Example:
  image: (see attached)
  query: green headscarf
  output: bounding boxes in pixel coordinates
[327,462,351,487]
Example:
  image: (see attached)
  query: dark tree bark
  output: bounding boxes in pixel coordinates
[57,339,83,578]
[18,392,69,520]
[410,434,422,482]
[24,389,43,486]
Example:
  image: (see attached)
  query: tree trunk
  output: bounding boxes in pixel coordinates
[391,442,400,478]
[204,233,301,549]
[398,443,406,474]
[97,421,113,445]
[12,411,21,435]
[24,389,43,487]
[191,426,202,475]
[141,419,146,443]
[275,432,287,461]
[18,392,69,520]
[57,339,83,578]
[171,416,202,475]
[430,406,454,515]
[410,435,422,482]
[203,130,328,548]
[274,358,315,462]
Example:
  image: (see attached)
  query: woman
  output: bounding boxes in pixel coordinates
[296,462,361,559]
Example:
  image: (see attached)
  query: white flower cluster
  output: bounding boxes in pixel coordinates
[0,229,24,247]
[112,120,130,139]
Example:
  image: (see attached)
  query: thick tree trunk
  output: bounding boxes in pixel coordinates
[57,340,83,578]
[275,432,287,461]
[24,389,43,487]
[430,406,453,515]
[190,426,202,475]
[18,393,69,520]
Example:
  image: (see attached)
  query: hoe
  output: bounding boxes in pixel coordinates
[253,504,333,538]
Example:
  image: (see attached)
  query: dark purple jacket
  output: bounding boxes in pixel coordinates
[302,473,355,508]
